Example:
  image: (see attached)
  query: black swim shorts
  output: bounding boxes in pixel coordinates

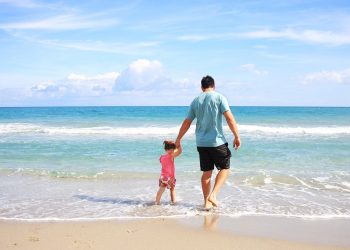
[197,143,231,172]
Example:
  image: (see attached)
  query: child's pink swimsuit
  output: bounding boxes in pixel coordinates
[159,153,176,189]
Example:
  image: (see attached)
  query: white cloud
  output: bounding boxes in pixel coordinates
[67,72,119,81]
[302,68,350,84]
[9,33,158,54]
[240,64,268,76]
[113,59,199,92]
[31,82,65,92]
[30,82,70,98]
[176,28,350,46]
[252,45,268,49]
[67,72,120,94]
[0,0,43,8]
[177,35,210,42]
[41,39,158,54]
[176,32,235,42]
[240,28,350,46]
[30,72,119,98]
[0,14,118,30]
[114,59,171,91]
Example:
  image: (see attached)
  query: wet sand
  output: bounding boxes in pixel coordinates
[1,215,349,250]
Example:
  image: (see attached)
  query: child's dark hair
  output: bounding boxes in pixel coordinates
[163,140,176,150]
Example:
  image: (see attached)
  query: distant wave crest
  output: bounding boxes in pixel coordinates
[0,123,350,136]
[240,124,350,135]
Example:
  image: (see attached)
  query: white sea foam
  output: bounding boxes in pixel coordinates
[1,123,350,136]
[342,182,350,188]
[239,124,350,135]
[264,177,273,184]
[313,177,330,182]
[324,184,350,192]
[0,123,189,136]
[1,213,350,222]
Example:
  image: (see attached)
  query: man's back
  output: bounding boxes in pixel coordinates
[175,75,240,210]
[187,91,230,147]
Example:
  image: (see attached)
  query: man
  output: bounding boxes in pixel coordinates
[175,75,241,210]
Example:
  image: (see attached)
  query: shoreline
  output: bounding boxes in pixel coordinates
[1,215,349,250]
[1,212,350,221]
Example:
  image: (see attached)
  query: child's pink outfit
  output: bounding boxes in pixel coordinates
[159,153,176,189]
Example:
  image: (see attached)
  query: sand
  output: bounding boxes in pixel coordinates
[1,216,349,250]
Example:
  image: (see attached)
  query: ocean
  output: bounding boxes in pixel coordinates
[0,106,349,220]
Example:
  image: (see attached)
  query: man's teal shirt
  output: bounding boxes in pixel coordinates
[186,91,230,147]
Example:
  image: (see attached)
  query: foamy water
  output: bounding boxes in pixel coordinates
[1,170,349,220]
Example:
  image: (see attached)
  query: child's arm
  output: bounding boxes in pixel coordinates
[172,144,182,158]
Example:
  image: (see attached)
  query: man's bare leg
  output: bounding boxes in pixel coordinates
[201,170,213,209]
[208,169,229,206]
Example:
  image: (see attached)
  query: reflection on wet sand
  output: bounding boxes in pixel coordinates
[203,214,220,231]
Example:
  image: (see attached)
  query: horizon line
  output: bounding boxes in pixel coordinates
[0,105,349,108]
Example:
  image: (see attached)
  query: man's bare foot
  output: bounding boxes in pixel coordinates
[154,201,160,205]
[204,201,213,211]
[208,194,218,207]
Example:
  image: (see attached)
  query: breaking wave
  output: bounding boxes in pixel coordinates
[1,123,350,136]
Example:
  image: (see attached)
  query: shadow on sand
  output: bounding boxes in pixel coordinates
[73,194,150,206]
[73,194,198,209]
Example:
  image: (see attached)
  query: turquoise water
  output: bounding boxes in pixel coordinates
[0,106,349,219]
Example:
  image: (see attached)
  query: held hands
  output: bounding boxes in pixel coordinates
[173,139,182,157]
[234,137,241,150]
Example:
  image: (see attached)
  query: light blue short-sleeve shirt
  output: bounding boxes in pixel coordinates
[186,91,230,147]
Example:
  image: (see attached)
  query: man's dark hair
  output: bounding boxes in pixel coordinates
[201,75,215,89]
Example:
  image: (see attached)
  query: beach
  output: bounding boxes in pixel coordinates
[0,106,349,249]
[1,216,349,250]
[2,0,350,248]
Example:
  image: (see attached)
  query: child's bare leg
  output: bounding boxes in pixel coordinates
[155,186,166,205]
[170,188,176,204]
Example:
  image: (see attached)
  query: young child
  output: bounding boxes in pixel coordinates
[155,140,182,205]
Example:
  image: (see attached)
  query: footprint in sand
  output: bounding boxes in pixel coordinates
[29,236,39,242]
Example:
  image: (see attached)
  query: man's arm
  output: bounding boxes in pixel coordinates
[175,118,192,147]
[223,110,241,150]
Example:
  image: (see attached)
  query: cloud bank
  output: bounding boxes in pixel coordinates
[25,59,198,106]
[302,68,350,85]
[30,72,119,98]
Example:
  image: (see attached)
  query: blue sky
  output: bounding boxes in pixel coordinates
[0,0,350,106]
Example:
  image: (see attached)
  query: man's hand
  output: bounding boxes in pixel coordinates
[234,137,241,150]
[223,111,240,150]
[175,138,181,148]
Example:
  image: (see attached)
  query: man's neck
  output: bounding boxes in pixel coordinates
[202,87,215,93]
